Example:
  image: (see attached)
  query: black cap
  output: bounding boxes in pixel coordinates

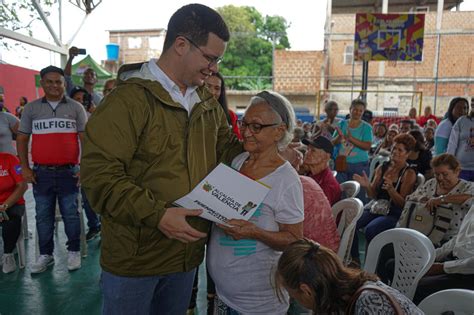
[362,110,373,122]
[69,86,88,98]
[40,65,64,78]
[302,136,334,154]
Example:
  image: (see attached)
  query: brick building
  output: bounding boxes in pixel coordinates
[273,2,474,116]
[107,29,166,66]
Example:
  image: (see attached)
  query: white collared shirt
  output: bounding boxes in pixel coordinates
[147,58,201,114]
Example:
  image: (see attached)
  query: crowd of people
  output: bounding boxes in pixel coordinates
[0,3,473,315]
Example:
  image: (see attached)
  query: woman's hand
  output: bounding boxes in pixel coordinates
[218,219,258,240]
[425,197,443,213]
[425,263,445,276]
[381,177,395,192]
[353,171,370,188]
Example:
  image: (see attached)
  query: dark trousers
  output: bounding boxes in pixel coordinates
[413,273,474,305]
[1,205,25,253]
[81,188,100,231]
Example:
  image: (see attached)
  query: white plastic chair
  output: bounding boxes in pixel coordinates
[369,155,390,182]
[340,180,360,199]
[364,228,435,300]
[418,289,474,314]
[415,173,425,189]
[15,214,27,269]
[332,198,364,265]
[332,170,337,178]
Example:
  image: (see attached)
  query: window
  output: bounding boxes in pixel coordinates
[344,45,354,65]
[128,37,142,49]
[148,36,163,50]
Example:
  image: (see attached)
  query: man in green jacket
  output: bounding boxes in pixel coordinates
[81,4,241,314]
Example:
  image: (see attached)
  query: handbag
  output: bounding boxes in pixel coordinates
[345,284,403,315]
[368,166,408,216]
[399,201,453,246]
[335,155,348,172]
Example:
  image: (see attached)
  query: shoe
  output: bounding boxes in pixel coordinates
[186,309,195,315]
[86,228,100,241]
[2,253,16,273]
[67,251,81,271]
[31,255,54,274]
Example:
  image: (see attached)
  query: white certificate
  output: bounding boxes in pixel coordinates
[174,163,270,224]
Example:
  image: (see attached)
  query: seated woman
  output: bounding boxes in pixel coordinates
[400,153,474,244]
[0,152,28,273]
[207,91,304,315]
[413,204,474,304]
[276,239,423,314]
[374,127,398,156]
[351,134,417,262]
[281,146,340,253]
[408,129,433,179]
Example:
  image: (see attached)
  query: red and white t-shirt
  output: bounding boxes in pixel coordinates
[0,153,25,205]
[18,97,87,165]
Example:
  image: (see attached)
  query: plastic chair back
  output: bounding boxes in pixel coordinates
[332,198,364,265]
[340,180,360,199]
[415,173,425,189]
[364,228,435,300]
[369,155,390,182]
[418,289,474,314]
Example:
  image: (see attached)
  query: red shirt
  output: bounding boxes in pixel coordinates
[417,114,440,127]
[0,153,25,205]
[309,167,341,206]
[300,176,340,252]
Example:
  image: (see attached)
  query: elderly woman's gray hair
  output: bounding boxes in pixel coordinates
[248,91,296,149]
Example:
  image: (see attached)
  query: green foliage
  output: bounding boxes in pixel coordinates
[0,0,57,49]
[216,5,291,90]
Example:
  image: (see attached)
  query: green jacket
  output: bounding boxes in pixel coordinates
[81,62,242,276]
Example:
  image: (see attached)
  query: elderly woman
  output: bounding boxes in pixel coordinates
[400,153,474,243]
[352,134,417,262]
[207,91,304,315]
[0,152,27,273]
[312,100,341,139]
[276,239,423,314]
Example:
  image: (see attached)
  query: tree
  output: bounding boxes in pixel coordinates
[216,5,291,90]
[1,0,56,49]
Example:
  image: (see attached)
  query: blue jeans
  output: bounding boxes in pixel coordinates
[81,188,100,230]
[336,161,369,203]
[460,169,474,182]
[101,269,196,315]
[33,166,80,254]
[351,210,399,259]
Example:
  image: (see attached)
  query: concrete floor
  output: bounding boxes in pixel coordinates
[0,186,209,315]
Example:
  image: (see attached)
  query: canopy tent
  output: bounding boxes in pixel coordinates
[35,55,113,91]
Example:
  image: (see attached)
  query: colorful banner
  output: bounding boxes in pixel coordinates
[354,13,425,62]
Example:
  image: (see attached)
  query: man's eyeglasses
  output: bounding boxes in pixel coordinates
[182,36,223,67]
[238,120,279,134]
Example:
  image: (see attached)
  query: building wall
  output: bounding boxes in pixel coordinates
[109,29,166,65]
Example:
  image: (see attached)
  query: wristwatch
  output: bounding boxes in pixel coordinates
[439,195,446,203]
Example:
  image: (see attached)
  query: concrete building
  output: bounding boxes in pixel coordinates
[271,0,473,116]
[107,28,166,66]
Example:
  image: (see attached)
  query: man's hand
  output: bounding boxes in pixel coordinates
[158,207,207,243]
[22,166,36,184]
[69,46,79,59]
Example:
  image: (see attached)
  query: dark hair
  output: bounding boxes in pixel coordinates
[210,72,231,124]
[163,4,230,52]
[393,133,416,152]
[276,239,378,314]
[431,153,460,171]
[375,122,388,136]
[446,97,469,124]
[400,119,414,127]
[20,96,28,104]
[350,98,367,110]
[409,129,425,151]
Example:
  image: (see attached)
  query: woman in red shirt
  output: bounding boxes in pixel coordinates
[0,153,27,273]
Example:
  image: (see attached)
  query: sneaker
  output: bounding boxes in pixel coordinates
[86,228,101,241]
[67,251,81,271]
[2,253,16,273]
[31,255,54,274]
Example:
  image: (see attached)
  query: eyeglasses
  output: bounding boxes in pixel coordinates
[181,36,223,67]
[238,120,279,134]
